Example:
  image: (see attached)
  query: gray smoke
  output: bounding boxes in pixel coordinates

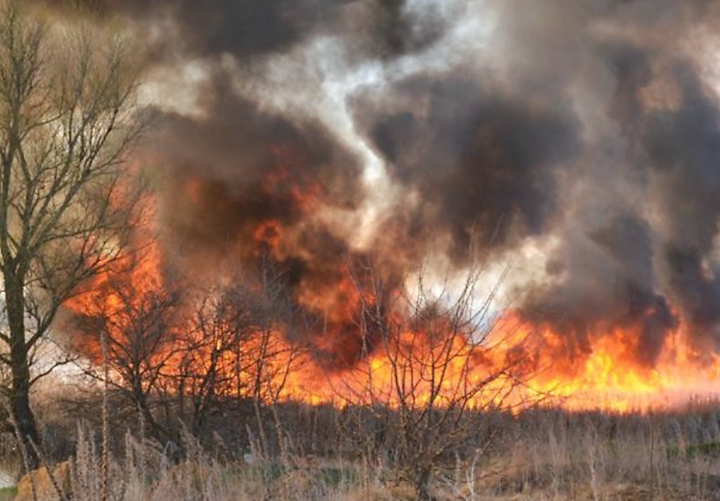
[39,0,720,365]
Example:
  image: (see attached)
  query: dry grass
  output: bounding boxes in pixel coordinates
[10,405,720,500]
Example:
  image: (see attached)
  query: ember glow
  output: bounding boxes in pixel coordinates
[38,0,720,412]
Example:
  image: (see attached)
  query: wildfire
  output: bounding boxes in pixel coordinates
[514,319,720,413]
[271,312,720,414]
[63,237,720,414]
[59,164,720,416]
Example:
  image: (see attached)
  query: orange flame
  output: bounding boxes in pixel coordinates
[60,165,720,415]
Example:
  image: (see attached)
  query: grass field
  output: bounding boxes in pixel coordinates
[8,402,720,501]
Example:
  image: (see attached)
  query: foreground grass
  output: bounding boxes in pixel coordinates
[12,442,720,501]
[12,405,720,500]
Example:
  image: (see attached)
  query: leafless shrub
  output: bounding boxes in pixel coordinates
[330,256,542,500]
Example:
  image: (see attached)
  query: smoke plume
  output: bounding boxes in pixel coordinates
[38,0,720,367]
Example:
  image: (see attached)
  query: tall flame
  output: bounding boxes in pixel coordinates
[62,235,720,414]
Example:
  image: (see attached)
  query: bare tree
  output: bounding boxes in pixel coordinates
[71,258,304,455]
[0,1,144,467]
[70,251,180,444]
[336,259,541,500]
[177,285,255,437]
[178,263,304,456]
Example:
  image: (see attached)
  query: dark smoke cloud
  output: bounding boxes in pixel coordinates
[36,0,331,58]
[641,67,720,252]
[596,41,720,345]
[666,246,720,338]
[38,0,720,367]
[469,0,720,360]
[521,215,677,366]
[35,0,451,62]
[361,0,452,58]
[366,76,580,261]
[153,74,364,258]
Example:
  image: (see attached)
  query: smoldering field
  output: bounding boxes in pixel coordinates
[7,0,720,500]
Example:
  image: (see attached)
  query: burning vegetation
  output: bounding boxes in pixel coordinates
[4,0,720,498]
[33,0,720,417]
[59,188,720,417]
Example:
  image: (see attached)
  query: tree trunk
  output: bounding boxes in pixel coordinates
[6,280,40,470]
[414,465,433,501]
[132,374,169,445]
